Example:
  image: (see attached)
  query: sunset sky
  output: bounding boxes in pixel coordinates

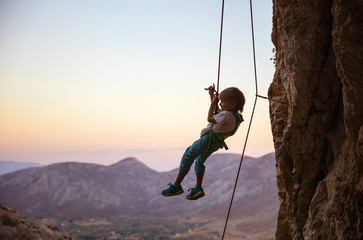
[0,0,275,171]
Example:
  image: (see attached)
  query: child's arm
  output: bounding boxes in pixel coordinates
[207,95,218,124]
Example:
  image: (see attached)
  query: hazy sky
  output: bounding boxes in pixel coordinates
[0,0,275,171]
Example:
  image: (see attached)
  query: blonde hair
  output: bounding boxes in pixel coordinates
[219,87,245,113]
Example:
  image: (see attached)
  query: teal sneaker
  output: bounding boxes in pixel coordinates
[161,183,184,197]
[186,187,205,200]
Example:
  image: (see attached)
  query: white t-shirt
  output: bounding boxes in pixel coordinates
[200,111,237,138]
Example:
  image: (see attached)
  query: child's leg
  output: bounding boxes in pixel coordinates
[186,141,221,200]
[178,134,211,179]
[162,135,210,197]
[194,142,222,179]
[196,175,203,186]
[174,171,186,185]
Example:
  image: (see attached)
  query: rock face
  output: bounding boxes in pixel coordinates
[0,204,74,240]
[269,0,363,239]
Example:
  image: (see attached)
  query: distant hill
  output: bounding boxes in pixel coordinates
[0,160,43,175]
[0,153,279,239]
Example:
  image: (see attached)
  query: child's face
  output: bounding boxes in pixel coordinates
[219,98,236,111]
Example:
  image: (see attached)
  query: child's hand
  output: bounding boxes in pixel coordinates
[204,84,217,97]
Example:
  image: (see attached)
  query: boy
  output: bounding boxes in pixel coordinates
[161,84,245,200]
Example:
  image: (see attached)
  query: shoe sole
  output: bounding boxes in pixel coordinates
[161,190,184,197]
[186,191,205,200]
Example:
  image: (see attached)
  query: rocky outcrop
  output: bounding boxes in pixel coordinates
[269,0,363,239]
[0,204,73,240]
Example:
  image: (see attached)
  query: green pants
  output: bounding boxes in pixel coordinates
[179,133,222,177]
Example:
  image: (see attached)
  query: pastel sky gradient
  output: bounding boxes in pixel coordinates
[0,0,275,172]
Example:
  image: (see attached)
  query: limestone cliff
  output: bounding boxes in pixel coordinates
[268,0,363,239]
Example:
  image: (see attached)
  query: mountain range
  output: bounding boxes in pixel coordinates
[0,160,43,175]
[0,153,279,239]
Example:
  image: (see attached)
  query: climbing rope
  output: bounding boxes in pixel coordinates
[214,0,225,114]
[256,94,288,105]
[216,0,225,95]
[213,0,287,238]
[220,0,259,239]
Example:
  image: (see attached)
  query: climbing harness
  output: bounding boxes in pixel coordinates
[205,111,244,151]
[215,0,286,239]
